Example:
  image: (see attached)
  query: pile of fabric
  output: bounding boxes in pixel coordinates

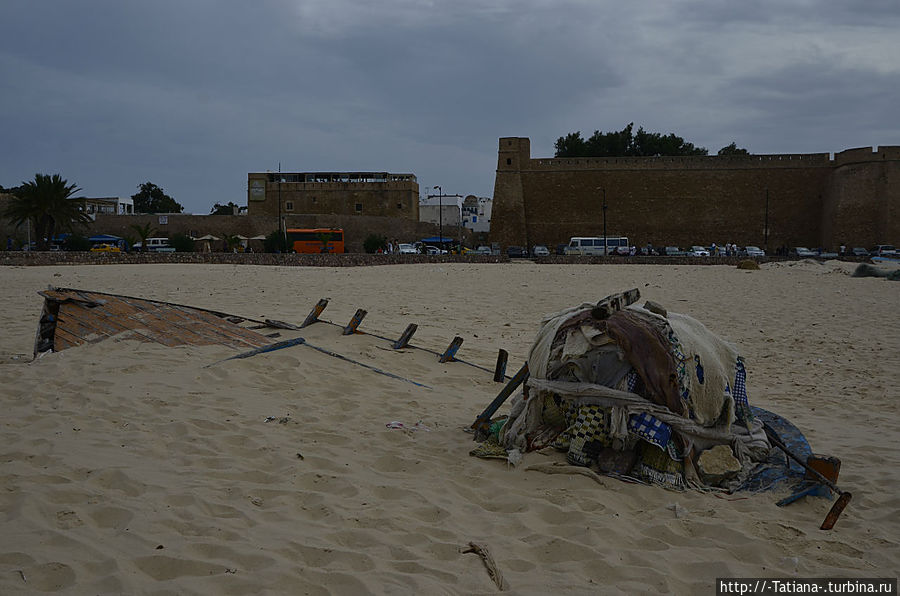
[494,289,771,491]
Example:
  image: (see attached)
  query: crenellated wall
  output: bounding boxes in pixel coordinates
[491,138,900,251]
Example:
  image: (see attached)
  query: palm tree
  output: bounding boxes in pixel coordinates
[130,222,157,252]
[2,174,91,249]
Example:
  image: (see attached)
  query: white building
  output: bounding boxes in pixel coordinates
[461,195,492,233]
[74,197,135,220]
[419,194,492,232]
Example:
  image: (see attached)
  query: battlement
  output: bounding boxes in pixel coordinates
[834,146,900,166]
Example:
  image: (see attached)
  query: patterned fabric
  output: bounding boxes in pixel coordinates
[551,399,578,451]
[732,357,753,423]
[628,412,673,451]
[566,405,611,467]
[694,354,705,384]
[666,330,693,419]
[636,441,685,490]
[625,369,645,394]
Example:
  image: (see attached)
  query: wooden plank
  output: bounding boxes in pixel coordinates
[493,349,509,382]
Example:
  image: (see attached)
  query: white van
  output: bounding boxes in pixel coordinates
[134,237,174,252]
[564,236,629,256]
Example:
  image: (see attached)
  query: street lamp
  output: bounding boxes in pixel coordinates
[601,188,608,256]
[433,185,442,250]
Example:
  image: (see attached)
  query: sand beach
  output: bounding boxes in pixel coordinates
[0,260,898,594]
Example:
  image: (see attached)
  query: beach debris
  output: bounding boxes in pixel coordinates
[16,569,26,583]
[666,502,688,519]
[439,336,464,363]
[763,424,852,530]
[461,542,506,591]
[470,288,849,530]
[225,568,237,574]
[506,448,523,468]
[471,363,530,441]
[385,421,431,432]
[851,263,900,280]
[524,462,606,486]
[301,298,329,327]
[342,309,367,335]
[392,323,417,350]
[33,287,273,356]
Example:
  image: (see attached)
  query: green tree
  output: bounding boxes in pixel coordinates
[132,182,183,214]
[316,231,335,253]
[169,233,195,252]
[210,201,240,215]
[130,222,157,252]
[363,233,386,254]
[555,123,709,158]
[2,173,92,250]
[263,229,288,253]
[64,234,91,251]
[717,142,750,156]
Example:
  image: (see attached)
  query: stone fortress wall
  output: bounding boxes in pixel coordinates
[491,137,900,251]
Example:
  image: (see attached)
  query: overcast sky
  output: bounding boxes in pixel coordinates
[2,0,898,214]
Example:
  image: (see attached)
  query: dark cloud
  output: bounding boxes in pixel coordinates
[1,0,898,211]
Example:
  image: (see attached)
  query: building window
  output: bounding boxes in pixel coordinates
[506,158,512,165]
[312,196,317,203]
[397,203,403,209]
[355,203,363,212]
[285,201,294,211]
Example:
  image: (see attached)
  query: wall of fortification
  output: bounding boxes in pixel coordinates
[247,174,419,221]
[491,138,900,251]
[824,146,900,248]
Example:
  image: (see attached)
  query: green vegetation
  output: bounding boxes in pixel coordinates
[263,230,288,253]
[554,123,747,158]
[169,233,195,252]
[132,182,183,214]
[130,222,157,252]
[64,234,91,251]
[363,233,386,254]
[2,173,92,250]
[210,201,240,215]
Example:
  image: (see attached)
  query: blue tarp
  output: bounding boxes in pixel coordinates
[420,236,456,244]
[88,234,123,242]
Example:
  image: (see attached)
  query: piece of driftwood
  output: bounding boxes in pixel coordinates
[524,462,607,486]
[461,542,507,591]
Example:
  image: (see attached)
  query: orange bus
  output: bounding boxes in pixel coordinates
[286,228,345,254]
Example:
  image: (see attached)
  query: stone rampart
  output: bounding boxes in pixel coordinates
[491,138,900,252]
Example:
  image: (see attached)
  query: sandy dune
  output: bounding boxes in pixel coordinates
[1,261,897,594]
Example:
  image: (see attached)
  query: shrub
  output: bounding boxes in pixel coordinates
[169,233,195,252]
[264,230,289,253]
[736,259,760,270]
[363,233,386,254]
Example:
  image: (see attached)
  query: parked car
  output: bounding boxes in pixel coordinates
[90,243,121,253]
[424,245,441,255]
[742,246,765,257]
[792,247,817,258]
[870,244,897,257]
[531,245,550,257]
[506,245,527,258]
[474,245,492,255]
[663,246,685,256]
[689,245,710,257]
[397,243,418,254]
[850,247,869,257]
